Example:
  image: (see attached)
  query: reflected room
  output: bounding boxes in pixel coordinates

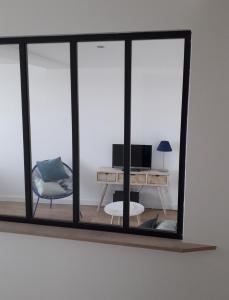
[0,37,186,233]
[130,39,184,232]
[28,43,73,221]
[78,41,125,225]
[78,39,184,231]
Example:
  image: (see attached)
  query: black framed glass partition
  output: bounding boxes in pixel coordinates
[0,31,191,239]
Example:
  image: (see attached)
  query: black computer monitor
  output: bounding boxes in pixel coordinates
[112,144,152,170]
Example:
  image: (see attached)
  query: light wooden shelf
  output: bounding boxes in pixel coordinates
[0,221,216,253]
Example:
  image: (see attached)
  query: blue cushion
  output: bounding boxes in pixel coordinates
[37,157,69,182]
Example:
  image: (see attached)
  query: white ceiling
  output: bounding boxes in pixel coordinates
[0,39,184,69]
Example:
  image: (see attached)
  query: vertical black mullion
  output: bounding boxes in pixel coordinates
[70,41,80,223]
[177,34,191,238]
[19,43,33,219]
[123,40,132,232]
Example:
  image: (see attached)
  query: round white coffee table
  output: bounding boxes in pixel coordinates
[104,201,144,225]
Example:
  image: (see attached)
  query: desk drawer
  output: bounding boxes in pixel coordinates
[97,172,116,182]
[147,175,167,185]
[117,174,146,184]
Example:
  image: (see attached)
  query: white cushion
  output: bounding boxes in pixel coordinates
[156,220,177,231]
[34,178,65,196]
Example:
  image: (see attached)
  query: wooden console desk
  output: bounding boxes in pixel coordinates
[96,167,169,214]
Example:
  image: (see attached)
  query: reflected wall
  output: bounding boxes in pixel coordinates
[0,45,26,216]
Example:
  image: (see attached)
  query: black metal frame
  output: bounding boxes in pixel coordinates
[0,30,191,240]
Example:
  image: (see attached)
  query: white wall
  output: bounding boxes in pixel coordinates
[29,66,72,167]
[131,39,184,209]
[78,67,125,205]
[0,58,25,201]
[0,1,228,299]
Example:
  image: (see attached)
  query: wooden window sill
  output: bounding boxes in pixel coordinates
[0,221,216,253]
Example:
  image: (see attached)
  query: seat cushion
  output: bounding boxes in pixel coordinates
[37,157,69,182]
[156,220,177,232]
[34,178,66,197]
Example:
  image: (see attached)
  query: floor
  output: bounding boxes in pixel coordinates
[0,201,177,227]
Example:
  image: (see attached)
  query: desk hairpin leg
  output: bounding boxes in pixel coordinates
[97,184,108,212]
[157,187,167,215]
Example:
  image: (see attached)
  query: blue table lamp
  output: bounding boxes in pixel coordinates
[157,140,172,170]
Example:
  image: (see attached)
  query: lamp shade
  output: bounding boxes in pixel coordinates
[157,140,172,152]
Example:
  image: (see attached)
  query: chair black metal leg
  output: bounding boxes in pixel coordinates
[50,199,53,208]
[33,197,40,216]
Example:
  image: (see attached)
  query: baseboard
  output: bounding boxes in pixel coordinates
[0,196,177,210]
[0,196,25,202]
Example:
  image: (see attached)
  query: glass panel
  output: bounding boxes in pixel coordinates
[130,39,184,231]
[0,45,26,216]
[78,41,125,225]
[28,43,73,221]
